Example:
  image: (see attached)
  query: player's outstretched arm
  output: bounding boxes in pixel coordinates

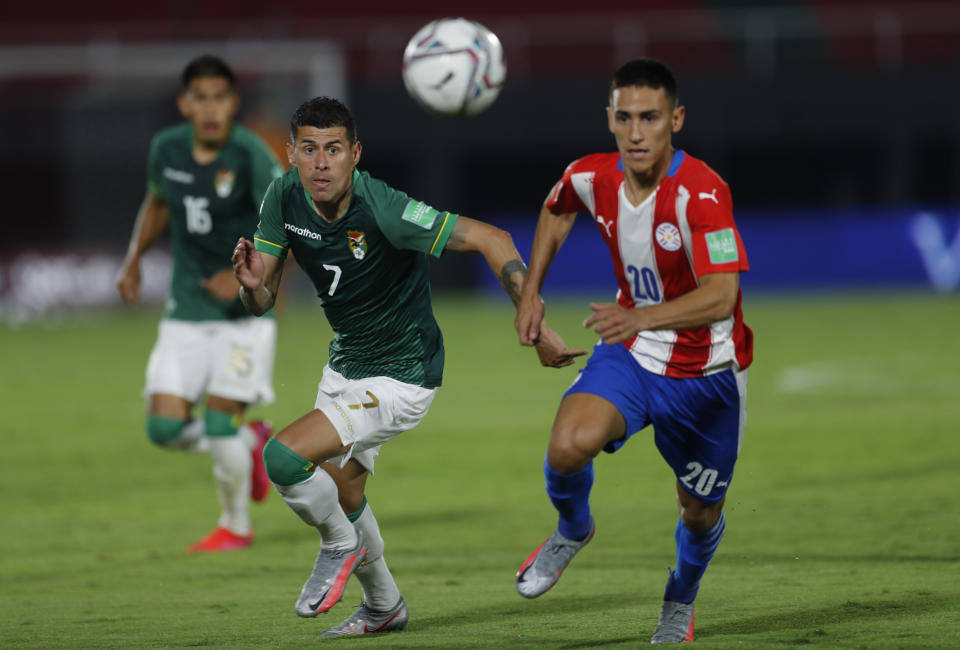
[444,216,527,304]
[116,192,169,304]
[233,237,283,316]
[200,269,242,301]
[584,272,740,345]
[516,202,578,346]
[444,216,586,367]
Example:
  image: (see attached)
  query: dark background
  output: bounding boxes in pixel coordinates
[1,0,958,297]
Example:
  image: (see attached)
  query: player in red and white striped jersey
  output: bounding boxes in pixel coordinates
[514,59,754,644]
[548,148,752,377]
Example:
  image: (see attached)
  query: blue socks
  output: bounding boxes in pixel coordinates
[665,512,726,604]
[543,456,594,541]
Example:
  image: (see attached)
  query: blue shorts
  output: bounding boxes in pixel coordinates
[564,342,748,503]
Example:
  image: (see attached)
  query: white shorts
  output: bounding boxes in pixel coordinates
[315,365,437,474]
[144,318,276,407]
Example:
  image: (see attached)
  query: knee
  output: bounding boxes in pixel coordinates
[146,416,185,447]
[547,429,597,474]
[680,503,722,535]
[263,438,315,486]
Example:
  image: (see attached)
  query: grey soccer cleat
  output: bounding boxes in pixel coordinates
[515,520,595,598]
[319,596,409,637]
[650,600,695,644]
[295,531,366,617]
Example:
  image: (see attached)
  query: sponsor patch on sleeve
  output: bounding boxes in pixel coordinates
[705,228,739,264]
[402,200,439,229]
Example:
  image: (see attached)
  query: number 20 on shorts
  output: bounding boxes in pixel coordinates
[679,462,720,497]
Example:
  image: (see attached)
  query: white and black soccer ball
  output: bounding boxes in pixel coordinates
[402,17,506,117]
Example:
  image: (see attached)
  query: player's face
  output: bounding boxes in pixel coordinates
[177,77,238,148]
[287,126,362,208]
[607,85,684,178]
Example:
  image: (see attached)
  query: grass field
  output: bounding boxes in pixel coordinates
[1,292,959,648]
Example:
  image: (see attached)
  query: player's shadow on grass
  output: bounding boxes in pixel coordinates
[419,591,632,624]
[699,591,945,638]
[415,591,648,647]
[413,591,951,647]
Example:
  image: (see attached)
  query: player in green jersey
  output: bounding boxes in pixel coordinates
[116,55,284,553]
[231,96,585,636]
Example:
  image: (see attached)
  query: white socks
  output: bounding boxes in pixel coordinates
[352,504,401,611]
[275,467,399,609]
[275,468,358,551]
[157,416,258,535]
[169,418,209,453]
[208,433,252,536]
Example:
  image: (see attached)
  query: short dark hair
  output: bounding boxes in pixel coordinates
[181,55,235,90]
[289,97,358,145]
[610,58,678,107]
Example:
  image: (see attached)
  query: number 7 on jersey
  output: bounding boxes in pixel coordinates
[322,264,341,296]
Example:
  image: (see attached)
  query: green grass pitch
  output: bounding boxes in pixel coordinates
[1,292,958,648]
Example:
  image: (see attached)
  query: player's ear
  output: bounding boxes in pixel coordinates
[606,105,615,134]
[176,92,189,119]
[672,105,685,133]
[285,140,295,166]
[228,91,240,118]
[352,140,362,166]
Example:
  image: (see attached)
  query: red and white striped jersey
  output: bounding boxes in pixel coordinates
[547,149,753,378]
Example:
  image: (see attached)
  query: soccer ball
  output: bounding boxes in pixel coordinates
[402,17,506,117]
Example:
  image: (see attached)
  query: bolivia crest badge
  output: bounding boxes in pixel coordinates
[215,170,235,198]
[348,230,367,260]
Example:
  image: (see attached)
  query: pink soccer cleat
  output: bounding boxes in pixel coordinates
[248,420,273,502]
[187,526,253,553]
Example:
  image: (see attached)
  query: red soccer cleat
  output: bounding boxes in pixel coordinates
[187,527,253,553]
[248,420,273,502]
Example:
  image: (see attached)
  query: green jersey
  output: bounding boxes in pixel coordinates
[147,123,283,321]
[254,168,459,388]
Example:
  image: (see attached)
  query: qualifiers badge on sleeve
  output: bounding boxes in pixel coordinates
[705,228,738,263]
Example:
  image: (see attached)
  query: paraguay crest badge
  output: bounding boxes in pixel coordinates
[655,222,683,252]
[215,170,235,198]
[347,230,367,260]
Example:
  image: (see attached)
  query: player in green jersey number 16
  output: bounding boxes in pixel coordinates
[117,55,283,554]
[231,96,586,637]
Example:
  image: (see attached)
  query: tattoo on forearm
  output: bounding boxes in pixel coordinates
[499,259,527,305]
[239,284,272,316]
[239,285,253,311]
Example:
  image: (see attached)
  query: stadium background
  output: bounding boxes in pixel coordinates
[2,0,960,315]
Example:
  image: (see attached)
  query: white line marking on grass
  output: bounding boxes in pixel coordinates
[777,360,902,395]
[775,355,960,396]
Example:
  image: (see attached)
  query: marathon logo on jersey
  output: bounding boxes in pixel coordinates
[215,170,235,198]
[348,230,367,260]
[705,228,739,263]
[285,223,322,241]
[402,200,439,229]
[163,167,194,184]
[655,223,683,252]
